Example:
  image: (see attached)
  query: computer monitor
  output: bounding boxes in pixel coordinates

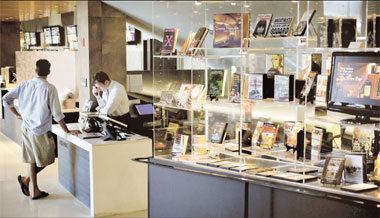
[327,51,380,123]
[134,104,156,116]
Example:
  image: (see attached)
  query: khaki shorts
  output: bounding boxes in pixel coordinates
[21,126,55,167]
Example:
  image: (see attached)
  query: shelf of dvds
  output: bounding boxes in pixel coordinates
[142,1,380,217]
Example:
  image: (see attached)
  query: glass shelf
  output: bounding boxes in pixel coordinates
[243,98,307,108]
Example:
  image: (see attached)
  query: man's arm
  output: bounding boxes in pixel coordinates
[58,118,80,135]
[2,84,22,119]
[99,86,122,115]
[50,87,79,135]
[8,107,22,120]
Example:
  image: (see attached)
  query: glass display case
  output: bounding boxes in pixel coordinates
[148,0,380,205]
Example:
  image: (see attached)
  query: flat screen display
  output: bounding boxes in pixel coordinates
[51,26,60,44]
[29,32,37,45]
[329,53,380,107]
[135,104,156,115]
[67,25,77,42]
[24,32,31,45]
[43,27,52,44]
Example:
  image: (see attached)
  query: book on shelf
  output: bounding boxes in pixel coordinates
[210,122,228,144]
[298,71,317,102]
[352,124,375,155]
[284,121,303,151]
[269,17,295,37]
[287,168,318,174]
[229,73,241,103]
[344,154,366,184]
[311,127,324,161]
[274,74,294,102]
[327,18,341,48]
[325,54,332,76]
[341,183,378,192]
[271,172,317,182]
[172,134,189,156]
[321,157,345,185]
[242,13,250,48]
[315,75,328,106]
[176,83,192,108]
[242,100,252,114]
[191,84,204,101]
[367,15,380,48]
[179,31,195,55]
[213,13,250,48]
[341,18,357,48]
[252,13,272,38]
[154,129,167,149]
[367,15,375,47]
[189,27,209,56]
[292,9,316,36]
[208,69,227,96]
[252,121,264,146]
[161,28,179,54]
[247,74,264,100]
[165,122,180,143]
[266,54,284,79]
[259,123,279,149]
[159,90,174,105]
[301,54,321,80]
[247,168,275,174]
[192,135,207,155]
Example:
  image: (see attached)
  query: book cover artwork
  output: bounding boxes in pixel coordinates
[253,14,272,37]
[213,13,249,48]
[210,122,228,144]
[293,10,316,36]
[252,121,264,146]
[269,17,295,37]
[311,127,324,161]
[352,124,375,154]
[230,73,241,103]
[321,157,345,185]
[274,75,290,101]
[259,123,279,149]
[208,69,226,96]
[344,155,365,184]
[248,74,263,100]
[162,28,178,53]
[266,54,284,79]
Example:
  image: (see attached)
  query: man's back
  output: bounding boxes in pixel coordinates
[2,78,64,136]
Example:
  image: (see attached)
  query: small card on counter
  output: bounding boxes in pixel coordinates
[341,183,378,192]
[287,168,318,174]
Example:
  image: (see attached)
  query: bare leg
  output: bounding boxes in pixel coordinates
[28,163,41,198]
[21,164,45,195]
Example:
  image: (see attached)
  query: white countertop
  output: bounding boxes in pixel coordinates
[52,123,150,152]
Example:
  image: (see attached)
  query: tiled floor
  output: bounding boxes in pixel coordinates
[0,132,147,217]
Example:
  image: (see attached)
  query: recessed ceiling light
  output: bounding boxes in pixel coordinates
[195,1,202,6]
[244,4,250,8]
[231,2,236,6]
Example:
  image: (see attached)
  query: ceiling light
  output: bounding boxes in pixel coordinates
[244,4,250,8]
[291,1,298,3]
[195,1,202,6]
[231,2,236,6]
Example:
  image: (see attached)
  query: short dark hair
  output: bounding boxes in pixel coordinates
[94,71,110,84]
[36,59,51,76]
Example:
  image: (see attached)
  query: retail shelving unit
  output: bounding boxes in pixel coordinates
[135,1,380,217]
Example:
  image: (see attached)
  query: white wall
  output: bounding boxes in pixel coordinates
[15,51,77,97]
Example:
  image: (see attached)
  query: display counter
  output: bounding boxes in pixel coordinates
[136,157,380,218]
[52,123,152,217]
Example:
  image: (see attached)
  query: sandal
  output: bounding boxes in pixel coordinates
[17,175,29,196]
[31,191,49,200]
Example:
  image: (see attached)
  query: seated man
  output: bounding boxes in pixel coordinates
[92,71,130,124]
